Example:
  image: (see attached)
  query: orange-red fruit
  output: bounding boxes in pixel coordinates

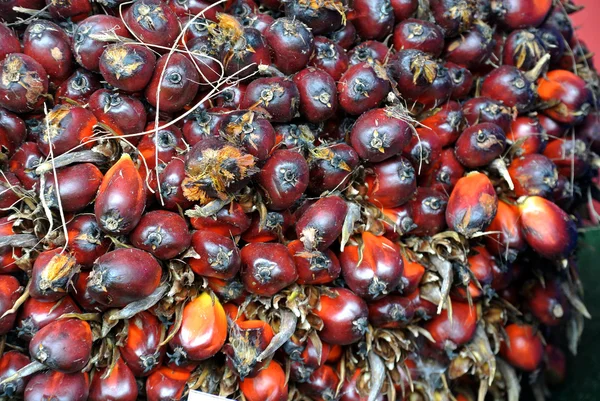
[24,371,89,401]
[287,240,341,285]
[299,364,340,401]
[485,200,526,257]
[224,319,274,379]
[0,351,30,397]
[537,69,592,125]
[519,196,577,259]
[130,210,191,260]
[424,302,478,350]
[94,154,146,235]
[526,280,567,326]
[146,365,191,401]
[187,230,241,280]
[89,357,138,401]
[0,275,23,334]
[295,196,347,251]
[38,105,97,157]
[66,215,110,269]
[119,311,166,377]
[508,154,558,198]
[240,243,298,297]
[16,296,80,341]
[500,323,544,371]
[446,172,498,237]
[313,287,368,345]
[239,360,288,401]
[30,248,77,301]
[42,163,103,212]
[168,293,227,363]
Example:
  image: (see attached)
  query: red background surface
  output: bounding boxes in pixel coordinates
[571,0,600,57]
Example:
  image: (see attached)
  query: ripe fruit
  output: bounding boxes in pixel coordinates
[89,357,138,401]
[454,123,506,168]
[123,0,180,49]
[145,53,200,113]
[288,240,341,285]
[99,44,157,93]
[0,351,30,397]
[0,54,48,113]
[538,70,592,124]
[366,156,417,208]
[24,371,89,401]
[16,296,80,341]
[119,311,166,377]
[239,360,288,401]
[313,288,368,345]
[258,149,309,210]
[425,301,478,351]
[130,210,191,260]
[241,243,298,296]
[0,275,22,335]
[338,62,390,115]
[295,196,347,251]
[188,230,241,279]
[508,154,558,198]
[73,15,131,72]
[30,248,77,301]
[500,323,544,371]
[265,18,314,75]
[293,67,338,123]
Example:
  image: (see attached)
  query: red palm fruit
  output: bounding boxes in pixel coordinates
[309,37,349,81]
[89,357,138,401]
[445,21,495,69]
[145,53,200,113]
[543,138,589,179]
[0,351,30,397]
[390,0,417,19]
[241,77,300,123]
[30,248,77,302]
[296,196,347,251]
[328,21,357,50]
[553,174,574,210]
[408,187,448,237]
[525,280,567,326]
[419,101,463,147]
[454,246,494,301]
[0,218,23,274]
[16,296,80,341]
[314,288,368,345]
[299,364,340,401]
[446,62,473,100]
[0,24,20,61]
[430,0,474,37]
[240,360,288,401]
[503,29,547,71]
[156,158,194,211]
[446,172,498,238]
[223,303,246,322]
[99,44,157,93]
[350,0,394,40]
[29,318,92,372]
[419,148,465,194]
[0,275,22,334]
[188,230,240,279]
[0,54,48,113]
[577,112,600,154]
[167,0,223,21]
[258,149,309,210]
[119,311,166,377]
[190,201,251,236]
[23,20,73,86]
[519,196,577,259]
[0,172,21,218]
[368,294,418,328]
[341,232,404,300]
[224,319,274,379]
[24,371,89,401]
[265,18,314,75]
[393,19,444,56]
[45,0,90,18]
[500,323,543,371]
[508,154,558,198]
[425,301,478,351]
[138,123,185,169]
[544,345,567,385]
[404,128,443,177]
[388,49,438,101]
[401,255,425,294]
[88,248,162,308]
[283,0,342,34]
[123,0,180,48]
[221,110,276,161]
[293,67,338,123]
[214,84,247,110]
[348,41,389,66]
[481,66,536,112]
[146,365,191,401]
[0,108,26,158]
[366,156,417,208]
[338,62,390,115]
[168,292,227,363]
[415,65,453,107]
[55,69,102,105]
[506,116,547,156]
[491,0,552,29]
[224,27,271,80]
[340,368,385,401]
[130,211,191,260]
[71,272,108,313]
[308,143,359,194]
[538,70,592,125]
[94,154,146,235]
[8,142,43,190]
[350,107,412,162]
[206,277,248,304]
[240,243,297,296]
[288,240,341,285]
[72,15,131,72]
[42,163,103,212]
[484,200,526,257]
[291,335,331,382]
[89,89,147,141]
[66,215,110,269]
[37,105,97,157]
[454,123,506,168]
[462,97,513,132]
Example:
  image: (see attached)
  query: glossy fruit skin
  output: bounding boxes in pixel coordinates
[224,319,274,379]
[485,200,526,257]
[99,44,157,93]
[445,21,494,69]
[55,69,102,105]
[241,77,300,123]
[241,210,293,243]
[500,323,544,371]
[502,29,547,71]
[481,66,535,112]
[188,230,240,279]
[507,116,547,156]
[146,365,191,401]
[23,20,73,86]
[425,301,478,350]
[309,37,349,81]
[408,187,448,236]
[240,360,288,401]
[419,101,463,148]
[293,67,338,123]
[283,0,342,35]
[0,351,30,397]
[89,89,147,140]
[168,0,223,20]
[66,215,110,269]
[265,17,314,75]
[296,196,347,251]
[526,280,566,326]
[94,154,146,235]
[130,210,191,260]
[0,54,49,113]
[87,248,162,308]
[16,296,80,341]
[454,123,506,168]
[0,172,22,217]
[308,143,359,194]
[221,110,276,161]
[30,248,77,301]
[0,275,22,334]
[190,201,251,236]
[368,294,419,328]
[430,0,474,37]
[366,156,417,208]
[577,112,600,154]
[37,105,97,157]
[8,142,43,190]
[24,371,89,401]
[390,49,443,98]
[462,97,513,133]
[119,311,166,377]
[393,19,444,56]
[420,148,465,194]
[338,62,390,115]
[168,292,227,363]
[508,154,558,198]
[538,70,592,124]
[0,24,20,62]
[314,288,368,345]
[89,357,138,401]
[350,108,412,163]
[241,243,298,296]
[288,240,341,285]
[351,0,394,40]
[124,0,180,48]
[328,22,357,50]
[299,364,340,401]
[29,318,93,373]
[446,172,498,238]
[492,0,553,29]
[145,53,200,113]
[225,27,271,80]
[543,138,589,179]
[519,196,577,259]
[0,107,26,157]
[258,149,309,210]
[404,128,443,177]
[42,163,103,212]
